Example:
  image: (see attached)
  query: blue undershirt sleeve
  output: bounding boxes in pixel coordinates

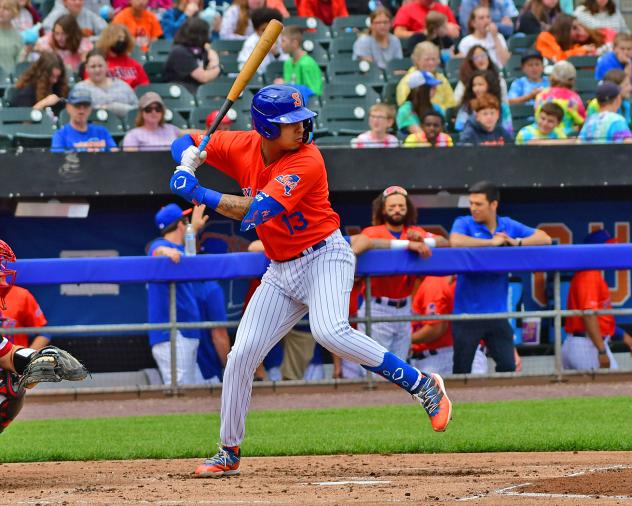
[240,192,285,232]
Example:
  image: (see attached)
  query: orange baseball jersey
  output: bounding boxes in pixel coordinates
[1,286,47,347]
[192,130,340,262]
[565,270,615,337]
[360,225,434,299]
[411,276,454,352]
[113,8,163,52]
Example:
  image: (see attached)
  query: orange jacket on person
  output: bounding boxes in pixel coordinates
[113,7,163,52]
[535,31,594,62]
[296,0,348,25]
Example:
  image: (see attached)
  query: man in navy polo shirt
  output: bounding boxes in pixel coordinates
[147,203,208,385]
[449,180,551,374]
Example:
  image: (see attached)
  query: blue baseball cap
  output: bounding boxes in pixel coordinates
[583,229,616,244]
[67,88,93,106]
[155,204,192,231]
[408,71,442,90]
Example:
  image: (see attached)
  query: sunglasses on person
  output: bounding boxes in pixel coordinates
[382,185,408,199]
[143,104,163,113]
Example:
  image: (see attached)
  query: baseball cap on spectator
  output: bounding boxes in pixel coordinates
[550,61,576,85]
[206,110,234,129]
[583,229,617,244]
[155,204,192,231]
[408,71,442,89]
[67,88,92,106]
[521,49,543,65]
[596,81,621,103]
[139,91,164,110]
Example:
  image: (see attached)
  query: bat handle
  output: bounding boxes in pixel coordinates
[198,135,210,152]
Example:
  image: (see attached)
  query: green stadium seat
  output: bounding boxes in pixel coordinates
[507,34,537,54]
[0,68,11,98]
[331,15,370,37]
[264,60,285,84]
[385,58,411,83]
[323,82,381,106]
[59,108,126,140]
[0,133,12,150]
[283,0,296,15]
[147,39,172,62]
[135,83,196,115]
[576,77,597,103]
[143,61,165,82]
[301,39,330,68]
[0,107,56,147]
[303,30,332,48]
[329,37,357,59]
[444,57,463,84]
[504,54,524,81]
[10,61,30,82]
[196,82,254,113]
[326,58,385,87]
[322,103,370,135]
[315,134,356,146]
[510,103,535,132]
[189,106,252,131]
[2,86,18,107]
[130,45,146,63]
[568,55,598,79]
[285,16,331,38]
[212,39,245,59]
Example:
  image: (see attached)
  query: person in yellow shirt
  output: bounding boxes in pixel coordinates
[113,0,163,52]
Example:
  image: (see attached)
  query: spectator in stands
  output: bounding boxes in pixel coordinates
[205,109,233,131]
[51,88,116,152]
[578,81,632,142]
[160,0,202,40]
[563,229,623,370]
[404,11,456,57]
[396,41,455,112]
[351,103,399,148]
[457,6,510,69]
[0,0,24,74]
[277,25,322,97]
[396,70,443,135]
[50,0,109,15]
[220,0,263,40]
[73,49,139,118]
[33,15,93,72]
[587,68,631,123]
[595,33,632,80]
[515,101,567,144]
[352,7,402,70]
[237,7,284,75]
[393,0,459,40]
[112,0,163,52]
[450,180,551,373]
[95,24,150,89]
[12,0,39,33]
[147,204,207,385]
[574,0,629,36]
[535,13,604,61]
[516,0,560,35]
[43,0,107,36]
[459,0,518,38]
[534,60,586,135]
[122,91,181,150]
[1,283,50,351]
[455,69,513,133]
[10,52,68,115]
[164,17,221,93]
[403,109,453,147]
[296,0,348,26]
[459,93,513,144]
[454,45,508,105]
[507,49,549,105]
[111,0,172,15]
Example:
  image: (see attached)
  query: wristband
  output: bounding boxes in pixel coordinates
[598,348,607,355]
[423,238,436,248]
[391,240,410,249]
[199,187,222,210]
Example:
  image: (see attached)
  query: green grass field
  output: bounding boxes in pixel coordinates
[2,396,632,463]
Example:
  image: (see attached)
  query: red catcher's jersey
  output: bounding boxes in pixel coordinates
[565,270,615,337]
[411,275,455,352]
[1,286,47,347]
[193,131,340,261]
[360,224,434,299]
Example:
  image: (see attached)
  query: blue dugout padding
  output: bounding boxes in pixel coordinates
[11,244,631,285]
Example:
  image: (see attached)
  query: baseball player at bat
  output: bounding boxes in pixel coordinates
[170,85,452,478]
[0,240,88,433]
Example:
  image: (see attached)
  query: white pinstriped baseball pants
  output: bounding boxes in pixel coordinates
[220,230,388,446]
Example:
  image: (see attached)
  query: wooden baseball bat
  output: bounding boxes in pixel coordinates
[198,19,284,151]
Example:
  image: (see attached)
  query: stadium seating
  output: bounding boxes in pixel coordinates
[11,61,30,82]
[322,82,381,107]
[211,39,244,59]
[322,103,370,135]
[568,55,598,78]
[575,77,597,103]
[285,16,331,38]
[507,34,538,54]
[327,59,385,87]
[196,81,254,113]
[331,15,370,37]
[190,106,252,131]
[0,69,11,98]
[0,107,56,147]
[444,57,462,85]
[510,103,535,132]
[385,58,411,83]
[504,54,524,82]
[264,60,285,84]
[329,37,356,59]
[147,39,173,62]
[2,86,18,107]
[135,83,196,115]
[143,61,166,83]
[302,40,330,68]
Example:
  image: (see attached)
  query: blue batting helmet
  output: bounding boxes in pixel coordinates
[251,85,317,143]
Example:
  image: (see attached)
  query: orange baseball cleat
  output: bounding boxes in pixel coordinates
[194,445,241,478]
[413,373,452,432]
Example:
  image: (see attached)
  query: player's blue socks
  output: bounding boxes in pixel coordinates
[363,352,427,395]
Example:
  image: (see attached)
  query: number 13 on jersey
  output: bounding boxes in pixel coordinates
[281,211,309,235]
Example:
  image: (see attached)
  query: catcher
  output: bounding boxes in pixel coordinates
[0,239,88,433]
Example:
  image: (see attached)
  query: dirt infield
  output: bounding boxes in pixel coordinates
[5,380,632,505]
[4,452,632,505]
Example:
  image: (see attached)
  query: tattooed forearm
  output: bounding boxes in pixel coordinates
[217,195,254,220]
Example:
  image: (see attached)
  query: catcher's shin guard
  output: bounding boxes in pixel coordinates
[0,370,25,433]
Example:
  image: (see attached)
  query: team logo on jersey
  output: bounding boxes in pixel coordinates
[275,174,300,197]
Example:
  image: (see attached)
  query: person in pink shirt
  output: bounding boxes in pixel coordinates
[122,91,182,150]
[351,103,400,148]
[34,14,92,71]
[393,0,460,40]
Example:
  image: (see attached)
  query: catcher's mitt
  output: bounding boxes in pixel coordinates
[19,346,89,389]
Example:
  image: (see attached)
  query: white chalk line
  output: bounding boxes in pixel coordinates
[309,480,392,487]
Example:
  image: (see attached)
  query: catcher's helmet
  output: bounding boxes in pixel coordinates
[0,240,16,311]
[251,85,316,143]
